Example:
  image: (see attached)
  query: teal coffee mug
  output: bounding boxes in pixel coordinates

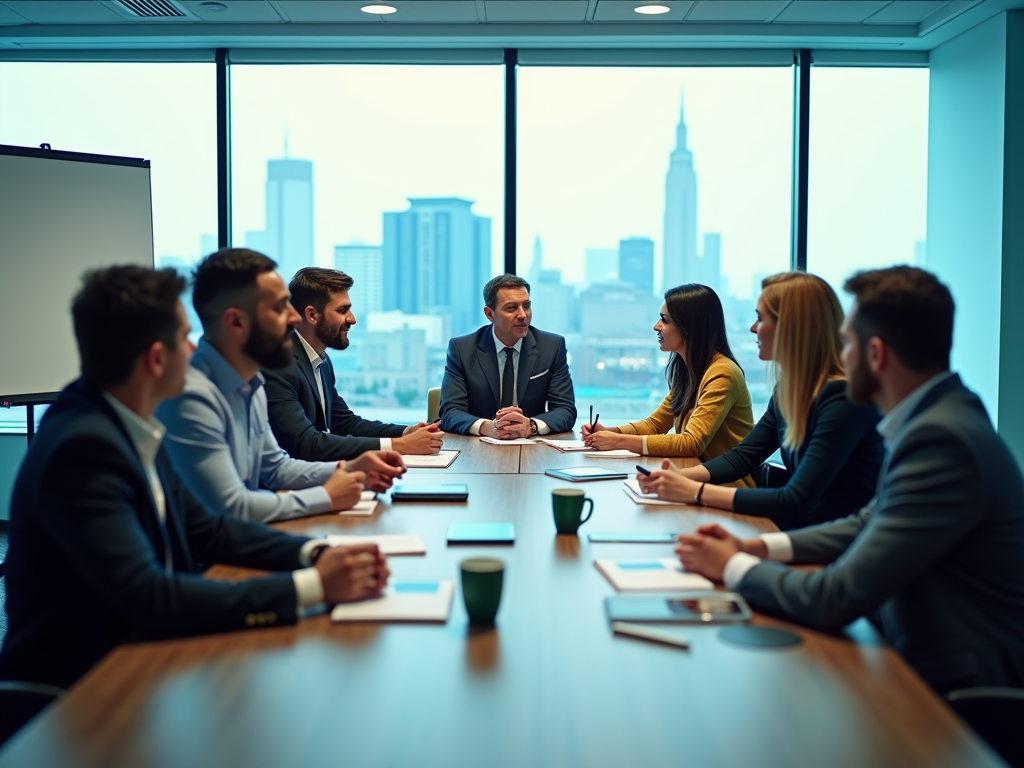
[552,488,594,534]
[460,557,505,625]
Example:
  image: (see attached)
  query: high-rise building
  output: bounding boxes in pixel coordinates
[335,244,383,316]
[382,198,492,337]
[245,158,314,283]
[528,235,543,287]
[619,237,655,297]
[584,248,618,286]
[701,232,722,296]
[663,94,698,292]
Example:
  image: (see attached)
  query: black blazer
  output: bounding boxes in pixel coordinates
[0,380,309,690]
[264,330,406,462]
[439,325,577,435]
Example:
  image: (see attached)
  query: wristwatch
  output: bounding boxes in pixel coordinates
[529,419,539,437]
[309,543,331,565]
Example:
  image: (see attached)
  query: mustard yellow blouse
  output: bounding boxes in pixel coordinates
[618,354,756,488]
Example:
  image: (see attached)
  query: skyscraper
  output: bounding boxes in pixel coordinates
[382,198,492,337]
[584,247,618,286]
[619,237,655,297]
[335,244,383,315]
[663,94,698,292]
[245,158,313,283]
[701,232,722,296]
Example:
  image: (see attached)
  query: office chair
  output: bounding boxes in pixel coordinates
[427,387,441,423]
[946,687,1024,768]
[759,461,791,489]
[0,681,66,747]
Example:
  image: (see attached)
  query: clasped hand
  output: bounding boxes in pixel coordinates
[345,450,406,492]
[486,407,532,439]
[674,524,750,582]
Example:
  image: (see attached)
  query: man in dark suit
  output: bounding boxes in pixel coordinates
[0,266,389,691]
[264,267,443,461]
[669,266,1024,692]
[440,274,577,437]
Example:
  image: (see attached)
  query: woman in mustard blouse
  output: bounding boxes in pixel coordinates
[582,284,755,486]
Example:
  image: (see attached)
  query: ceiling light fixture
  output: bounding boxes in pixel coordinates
[361,3,398,13]
[634,3,671,14]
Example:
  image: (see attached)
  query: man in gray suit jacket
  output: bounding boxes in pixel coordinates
[670,266,1024,692]
[440,274,577,437]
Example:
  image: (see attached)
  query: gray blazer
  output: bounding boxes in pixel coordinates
[738,375,1024,691]
[439,325,577,435]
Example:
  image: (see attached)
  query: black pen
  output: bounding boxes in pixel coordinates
[636,464,652,476]
[589,405,594,433]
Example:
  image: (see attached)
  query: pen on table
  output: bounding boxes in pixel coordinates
[612,621,690,650]
[589,405,594,432]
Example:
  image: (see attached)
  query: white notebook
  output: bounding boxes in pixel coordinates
[325,533,426,556]
[583,450,641,458]
[401,450,459,468]
[595,558,713,592]
[622,480,689,507]
[330,579,454,622]
[537,439,592,452]
[479,436,537,445]
[339,490,380,517]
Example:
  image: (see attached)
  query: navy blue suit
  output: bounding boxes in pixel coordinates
[0,379,310,690]
[439,325,577,435]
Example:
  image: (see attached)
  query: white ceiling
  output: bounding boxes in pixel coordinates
[0,0,1021,51]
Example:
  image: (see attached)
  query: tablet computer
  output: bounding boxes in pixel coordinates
[545,467,629,482]
[604,592,752,623]
[391,484,469,502]
[446,522,515,544]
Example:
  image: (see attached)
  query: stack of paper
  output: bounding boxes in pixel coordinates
[325,533,427,555]
[330,579,454,622]
[340,490,380,517]
[479,436,537,445]
[595,558,713,591]
[401,450,460,468]
[537,439,592,452]
[583,450,641,458]
[622,479,688,507]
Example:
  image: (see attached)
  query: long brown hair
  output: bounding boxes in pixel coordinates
[760,272,844,449]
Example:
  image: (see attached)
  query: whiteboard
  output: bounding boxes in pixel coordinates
[0,146,154,400]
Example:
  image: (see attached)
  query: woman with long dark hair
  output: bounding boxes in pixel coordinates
[583,284,755,485]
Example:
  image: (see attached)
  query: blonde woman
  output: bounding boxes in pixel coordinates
[638,272,884,529]
[582,284,755,486]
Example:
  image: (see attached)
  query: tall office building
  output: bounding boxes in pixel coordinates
[584,247,618,286]
[335,244,384,315]
[528,235,543,287]
[382,198,491,337]
[701,232,722,296]
[663,95,698,292]
[618,237,655,297]
[245,158,314,283]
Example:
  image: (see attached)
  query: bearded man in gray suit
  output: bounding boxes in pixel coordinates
[667,266,1024,693]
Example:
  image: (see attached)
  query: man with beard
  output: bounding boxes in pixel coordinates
[667,266,1024,692]
[158,249,405,523]
[263,267,443,461]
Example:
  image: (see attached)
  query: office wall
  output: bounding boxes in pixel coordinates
[0,435,26,521]
[927,10,1024,465]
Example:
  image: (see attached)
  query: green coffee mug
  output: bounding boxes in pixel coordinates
[460,557,505,625]
[552,488,594,534]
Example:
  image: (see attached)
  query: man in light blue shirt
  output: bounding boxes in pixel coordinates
[159,248,405,523]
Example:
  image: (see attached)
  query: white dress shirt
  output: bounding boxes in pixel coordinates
[468,328,550,436]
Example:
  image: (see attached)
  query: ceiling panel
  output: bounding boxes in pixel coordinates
[179,0,284,21]
[484,0,588,22]
[380,0,479,22]
[0,2,31,24]
[594,0,694,21]
[685,0,789,21]
[774,0,889,22]
[863,0,947,22]
[272,1,384,22]
[2,0,124,23]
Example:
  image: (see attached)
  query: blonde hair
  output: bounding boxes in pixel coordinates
[760,272,845,449]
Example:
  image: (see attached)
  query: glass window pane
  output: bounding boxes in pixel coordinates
[0,62,217,433]
[518,67,794,422]
[230,65,504,424]
[808,68,929,307]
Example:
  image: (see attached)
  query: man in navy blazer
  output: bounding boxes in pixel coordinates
[0,266,389,692]
[264,267,443,461]
[440,274,576,437]
[670,267,1024,692]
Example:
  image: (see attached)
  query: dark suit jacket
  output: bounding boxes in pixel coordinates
[0,379,310,690]
[738,375,1024,691]
[264,330,406,462]
[439,325,577,435]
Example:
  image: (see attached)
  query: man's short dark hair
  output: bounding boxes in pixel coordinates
[483,274,531,310]
[844,266,955,373]
[192,248,277,332]
[289,267,354,316]
[72,265,185,386]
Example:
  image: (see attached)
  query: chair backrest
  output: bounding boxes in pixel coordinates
[947,687,1024,768]
[427,387,441,423]
[0,681,66,747]
[759,461,791,489]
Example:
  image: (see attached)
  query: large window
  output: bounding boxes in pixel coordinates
[808,68,929,306]
[517,67,794,422]
[0,61,217,433]
[230,65,504,424]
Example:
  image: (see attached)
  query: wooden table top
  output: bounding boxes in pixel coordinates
[0,457,1001,768]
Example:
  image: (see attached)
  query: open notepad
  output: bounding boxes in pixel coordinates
[330,579,454,622]
[536,439,592,452]
[325,533,426,556]
[479,436,537,445]
[595,559,713,591]
[583,450,641,458]
[401,450,459,469]
[622,479,689,507]
[339,490,380,516]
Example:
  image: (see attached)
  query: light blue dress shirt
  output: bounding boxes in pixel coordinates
[158,338,336,523]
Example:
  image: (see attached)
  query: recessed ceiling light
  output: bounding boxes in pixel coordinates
[634,3,671,14]
[361,3,398,13]
[199,1,228,10]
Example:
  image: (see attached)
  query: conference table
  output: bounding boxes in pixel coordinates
[0,434,1004,767]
